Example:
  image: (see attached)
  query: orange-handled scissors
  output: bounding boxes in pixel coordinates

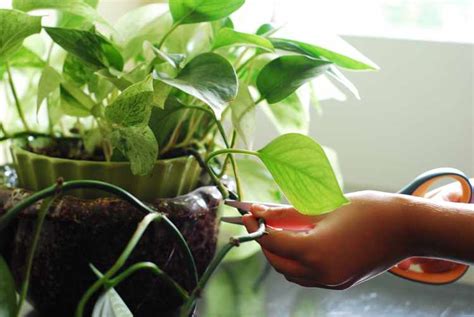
[223,167,473,285]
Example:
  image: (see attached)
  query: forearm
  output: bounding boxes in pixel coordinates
[395,194,474,264]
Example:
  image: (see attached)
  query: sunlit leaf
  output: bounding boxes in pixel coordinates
[257,133,348,215]
[13,0,104,25]
[0,9,42,62]
[105,77,154,127]
[169,0,245,24]
[111,125,158,176]
[271,38,379,71]
[213,28,273,51]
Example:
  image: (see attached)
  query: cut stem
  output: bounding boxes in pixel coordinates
[6,63,30,131]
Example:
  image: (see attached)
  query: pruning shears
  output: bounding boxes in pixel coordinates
[222,168,473,285]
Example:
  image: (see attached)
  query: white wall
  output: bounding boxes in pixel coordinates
[255,37,474,192]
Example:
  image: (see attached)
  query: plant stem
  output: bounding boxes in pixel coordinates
[206,148,259,166]
[180,220,267,316]
[75,212,162,316]
[217,131,236,178]
[158,22,181,49]
[214,122,243,200]
[106,262,189,301]
[254,96,266,106]
[6,62,30,131]
[15,195,57,317]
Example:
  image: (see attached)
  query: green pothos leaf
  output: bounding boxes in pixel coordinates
[257,133,348,215]
[0,255,17,317]
[169,0,245,24]
[92,289,133,317]
[105,76,154,127]
[213,28,274,51]
[271,38,379,71]
[13,0,105,25]
[0,9,42,62]
[45,27,124,71]
[154,52,238,119]
[257,55,332,104]
[90,265,133,317]
[111,125,158,176]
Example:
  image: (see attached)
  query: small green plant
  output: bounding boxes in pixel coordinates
[0,0,377,315]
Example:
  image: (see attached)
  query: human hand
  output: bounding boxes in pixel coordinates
[243,191,411,289]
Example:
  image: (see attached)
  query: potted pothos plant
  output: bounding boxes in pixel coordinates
[0,0,378,316]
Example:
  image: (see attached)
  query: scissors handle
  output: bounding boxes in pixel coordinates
[390,168,472,285]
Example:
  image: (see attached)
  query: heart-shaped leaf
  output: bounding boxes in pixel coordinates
[105,76,154,127]
[111,125,158,176]
[0,9,42,62]
[0,255,17,317]
[155,52,238,119]
[271,38,379,71]
[213,28,273,51]
[45,27,124,71]
[37,66,62,113]
[13,0,103,25]
[257,55,332,104]
[169,0,245,24]
[257,133,348,215]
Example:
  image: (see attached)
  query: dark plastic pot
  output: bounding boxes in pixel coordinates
[0,186,222,316]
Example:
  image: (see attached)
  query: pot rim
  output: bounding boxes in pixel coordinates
[10,144,200,166]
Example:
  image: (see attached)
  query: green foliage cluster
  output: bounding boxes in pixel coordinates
[0,0,378,215]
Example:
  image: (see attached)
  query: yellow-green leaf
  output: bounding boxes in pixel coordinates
[257,133,348,215]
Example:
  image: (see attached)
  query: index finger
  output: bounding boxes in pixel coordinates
[250,204,322,231]
[242,214,311,260]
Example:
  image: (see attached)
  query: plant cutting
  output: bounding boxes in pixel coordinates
[0,0,377,316]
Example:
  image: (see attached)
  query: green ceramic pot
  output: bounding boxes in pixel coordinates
[11,145,203,201]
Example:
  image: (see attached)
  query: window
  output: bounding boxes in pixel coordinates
[234,0,474,43]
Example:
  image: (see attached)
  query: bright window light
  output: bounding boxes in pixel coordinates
[234,0,474,43]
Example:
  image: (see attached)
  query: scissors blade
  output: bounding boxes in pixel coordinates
[221,216,245,226]
[224,200,290,212]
